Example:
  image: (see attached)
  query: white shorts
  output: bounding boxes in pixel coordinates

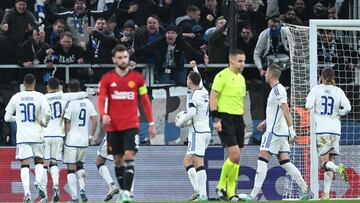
[260,131,290,155]
[186,131,211,157]
[63,145,87,164]
[316,134,340,156]
[44,137,64,161]
[97,137,113,161]
[16,143,45,160]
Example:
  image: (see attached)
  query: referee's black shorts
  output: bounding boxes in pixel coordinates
[218,113,245,148]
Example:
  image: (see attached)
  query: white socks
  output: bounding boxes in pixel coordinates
[67,173,77,200]
[50,165,60,188]
[21,167,30,195]
[281,162,307,193]
[250,159,268,198]
[35,163,44,184]
[324,171,333,197]
[186,166,198,192]
[196,167,207,197]
[76,169,86,191]
[99,165,114,186]
[41,167,48,191]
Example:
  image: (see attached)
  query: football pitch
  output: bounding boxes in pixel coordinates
[74,201,360,203]
[133,201,360,203]
[136,200,360,203]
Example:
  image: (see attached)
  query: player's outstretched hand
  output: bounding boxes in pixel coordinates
[148,125,156,139]
[214,120,222,133]
[257,120,266,131]
[102,115,111,127]
[288,126,297,142]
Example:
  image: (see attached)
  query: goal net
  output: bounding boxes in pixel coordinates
[285,20,360,200]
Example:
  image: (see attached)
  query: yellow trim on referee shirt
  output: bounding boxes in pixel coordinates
[212,67,246,115]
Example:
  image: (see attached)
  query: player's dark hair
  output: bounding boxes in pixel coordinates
[188,71,201,86]
[111,44,128,56]
[229,49,245,57]
[268,63,282,79]
[24,74,36,85]
[68,79,81,92]
[47,77,60,90]
[321,67,335,85]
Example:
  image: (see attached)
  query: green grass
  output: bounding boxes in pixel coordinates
[132,201,360,203]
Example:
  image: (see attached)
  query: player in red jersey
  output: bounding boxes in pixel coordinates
[97,44,156,203]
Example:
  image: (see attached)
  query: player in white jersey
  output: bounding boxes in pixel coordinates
[305,67,351,200]
[243,64,313,201]
[41,77,88,202]
[63,79,98,202]
[175,61,211,201]
[4,74,51,203]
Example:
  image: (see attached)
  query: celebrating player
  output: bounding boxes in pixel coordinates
[41,77,88,202]
[63,79,98,202]
[245,64,313,200]
[97,44,156,203]
[4,74,51,203]
[210,49,246,201]
[305,67,351,200]
[175,61,210,201]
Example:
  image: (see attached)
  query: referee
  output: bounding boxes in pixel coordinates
[210,49,246,201]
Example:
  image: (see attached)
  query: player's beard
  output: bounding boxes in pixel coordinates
[116,63,128,70]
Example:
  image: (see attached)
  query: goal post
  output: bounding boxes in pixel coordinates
[286,19,360,200]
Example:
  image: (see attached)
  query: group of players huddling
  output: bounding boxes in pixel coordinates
[5,45,350,202]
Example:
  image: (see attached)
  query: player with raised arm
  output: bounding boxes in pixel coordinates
[175,61,211,201]
[41,77,88,202]
[243,64,313,201]
[63,79,98,202]
[305,67,351,200]
[4,74,51,203]
[97,44,156,203]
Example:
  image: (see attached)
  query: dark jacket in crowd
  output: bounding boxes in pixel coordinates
[51,44,85,64]
[86,31,116,64]
[1,8,37,47]
[136,35,203,75]
[208,24,228,63]
[135,25,165,63]
[19,39,50,65]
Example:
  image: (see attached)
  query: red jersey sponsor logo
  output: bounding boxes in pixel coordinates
[111,91,135,100]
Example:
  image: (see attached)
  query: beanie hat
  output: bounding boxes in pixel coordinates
[123,19,136,29]
[166,24,179,33]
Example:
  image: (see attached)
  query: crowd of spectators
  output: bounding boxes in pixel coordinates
[0,0,353,86]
